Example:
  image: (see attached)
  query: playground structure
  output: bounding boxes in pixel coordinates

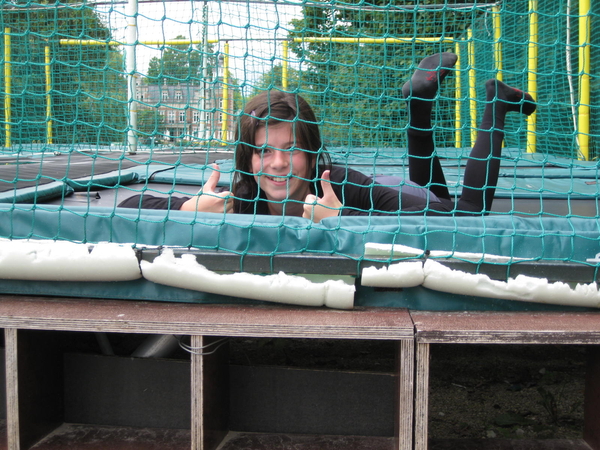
[0,1,597,158]
[0,2,600,449]
[0,0,598,296]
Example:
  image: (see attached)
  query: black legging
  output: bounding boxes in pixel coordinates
[407,82,516,214]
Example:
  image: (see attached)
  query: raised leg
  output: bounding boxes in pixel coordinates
[403,53,458,201]
[457,79,536,213]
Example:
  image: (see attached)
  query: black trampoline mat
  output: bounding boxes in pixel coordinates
[0,150,231,192]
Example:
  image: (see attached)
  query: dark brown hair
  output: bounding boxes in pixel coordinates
[232,90,331,210]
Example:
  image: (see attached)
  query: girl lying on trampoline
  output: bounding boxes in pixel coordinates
[119,52,536,222]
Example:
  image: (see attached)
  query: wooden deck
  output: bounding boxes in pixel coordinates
[0,296,599,449]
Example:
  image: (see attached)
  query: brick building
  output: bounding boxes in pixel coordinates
[136,79,236,144]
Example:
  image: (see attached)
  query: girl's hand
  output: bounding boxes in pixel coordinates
[180,165,234,213]
[303,170,342,222]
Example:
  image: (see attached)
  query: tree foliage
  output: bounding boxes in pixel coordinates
[146,37,216,85]
[252,64,302,95]
[287,0,476,148]
[1,1,127,145]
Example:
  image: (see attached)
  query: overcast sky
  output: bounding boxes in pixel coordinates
[96,0,302,90]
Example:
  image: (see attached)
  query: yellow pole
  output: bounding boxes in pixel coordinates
[282,40,289,90]
[578,0,591,160]
[221,41,230,142]
[467,29,477,146]
[45,45,53,145]
[59,38,221,46]
[454,41,462,149]
[293,37,455,45]
[4,28,11,149]
[527,0,538,154]
[492,4,503,82]
[60,37,455,46]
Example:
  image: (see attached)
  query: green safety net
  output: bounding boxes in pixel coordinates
[0,0,599,310]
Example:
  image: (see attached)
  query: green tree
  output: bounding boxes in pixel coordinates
[136,109,165,142]
[288,0,474,148]
[1,1,127,145]
[252,64,301,95]
[146,37,215,85]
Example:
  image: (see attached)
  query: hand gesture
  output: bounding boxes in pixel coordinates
[303,170,342,222]
[180,165,233,213]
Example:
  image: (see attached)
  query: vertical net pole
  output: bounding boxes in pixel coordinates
[126,0,138,154]
[45,45,53,145]
[578,0,591,160]
[197,1,210,143]
[467,29,477,146]
[282,40,289,91]
[220,41,230,142]
[527,0,538,154]
[492,5,503,82]
[4,28,11,149]
[454,41,463,149]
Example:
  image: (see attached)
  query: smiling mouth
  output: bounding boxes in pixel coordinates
[266,176,289,182]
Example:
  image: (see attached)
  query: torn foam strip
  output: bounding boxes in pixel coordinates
[0,239,141,281]
[422,259,600,308]
[141,249,355,309]
[361,259,600,308]
[361,261,424,288]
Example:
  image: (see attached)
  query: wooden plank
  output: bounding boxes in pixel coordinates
[0,297,413,340]
[584,346,600,449]
[5,329,19,450]
[192,335,228,450]
[412,311,600,344]
[413,343,429,450]
[397,339,414,450]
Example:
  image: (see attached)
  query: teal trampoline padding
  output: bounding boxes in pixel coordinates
[0,205,599,310]
[354,284,594,312]
[0,181,74,203]
[148,163,233,187]
[1,205,599,261]
[330,147,600,169]
[0,278,265,305]
[66,169,140,190]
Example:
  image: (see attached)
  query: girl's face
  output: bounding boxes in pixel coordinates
[252,121,315,209]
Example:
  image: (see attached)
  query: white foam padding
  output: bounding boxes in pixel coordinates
[422,259,600,308]
[141,249,355,309]
[0,239,141,281]
[360,257,600,308]
[361,261,424,288]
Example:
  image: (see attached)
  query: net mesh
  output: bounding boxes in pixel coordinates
[0,0,599,287]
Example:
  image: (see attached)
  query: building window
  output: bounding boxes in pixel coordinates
[193,111,200,123]
[162,91,169,101]
[168,111,175,123]
[175,91,183,101]
[179,111,186,122]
